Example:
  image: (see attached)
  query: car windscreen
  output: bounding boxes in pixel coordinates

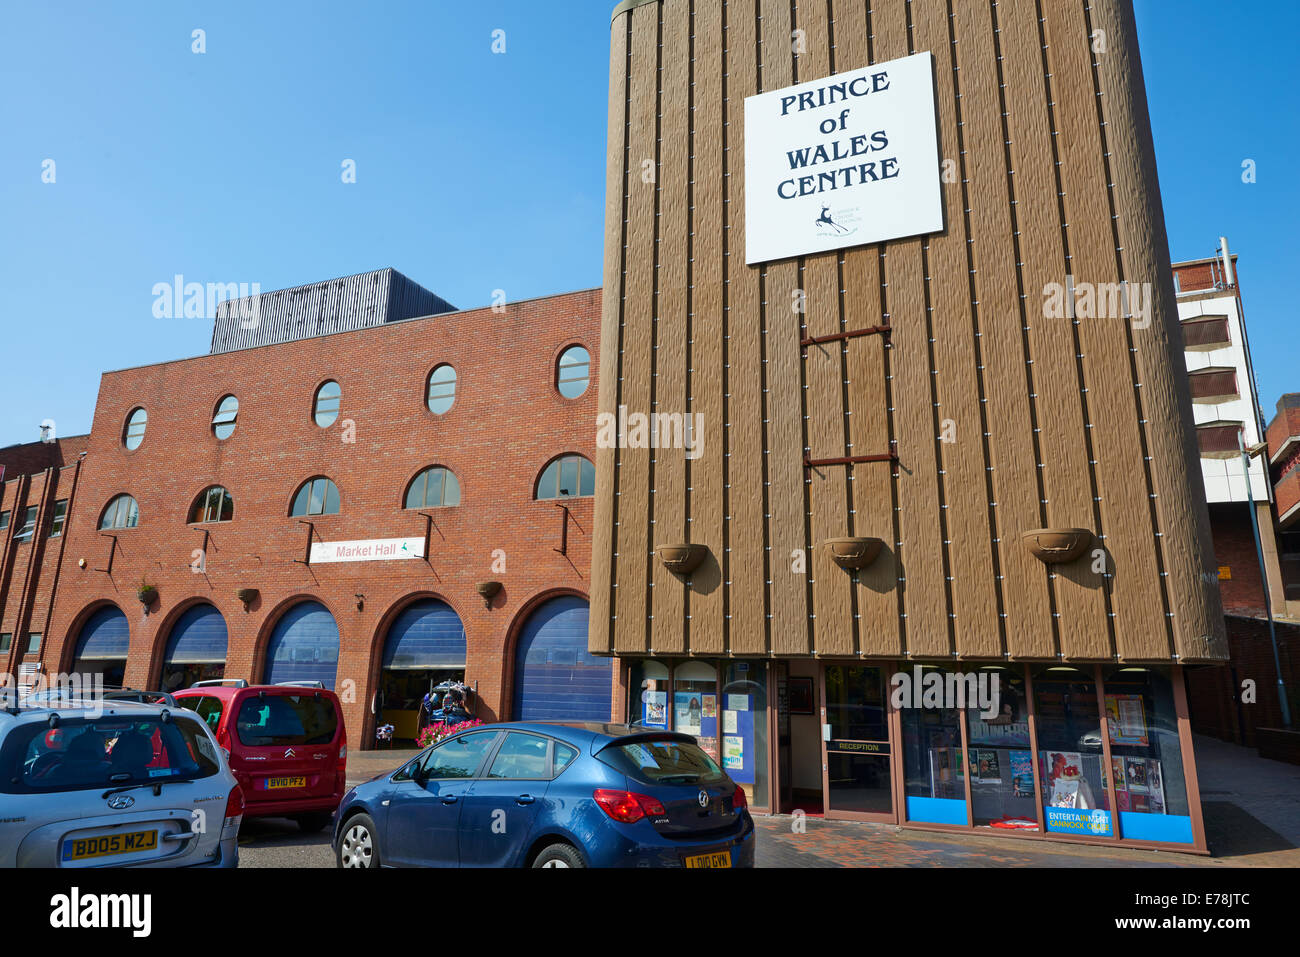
[597,737,727,786]
[235,694,338,747]
[1,714,221,794]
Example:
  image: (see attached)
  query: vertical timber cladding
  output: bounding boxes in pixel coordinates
[594,0,1227,664]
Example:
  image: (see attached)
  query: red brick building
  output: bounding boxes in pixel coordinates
[0,275,612,747]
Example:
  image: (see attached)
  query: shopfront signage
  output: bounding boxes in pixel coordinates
[743,52,942,265]
[309,537,425,564]
[826,740,889,755]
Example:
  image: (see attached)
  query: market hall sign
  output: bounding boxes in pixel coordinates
[309,537,425,564]
[743,52,943,265]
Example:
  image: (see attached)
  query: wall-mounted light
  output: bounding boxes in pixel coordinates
[355,593,365,611]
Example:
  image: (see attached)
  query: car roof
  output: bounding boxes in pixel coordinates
[174,684,339,700]
[0,697,188,728]
[477,721,694,752]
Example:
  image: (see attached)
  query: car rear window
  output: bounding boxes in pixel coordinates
[597,737,727,786]
[1,714,220,794]
[235,694,338,747]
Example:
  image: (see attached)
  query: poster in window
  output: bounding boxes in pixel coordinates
[1049,779,1080,808]
[644,691,667,727]
[1010,751,1034,797]
[1111,756,1127,792]
[976,750,1002,783]
[1105,694,1149,747]
[723,735,744,770]
[1124,757,1149,793]
[701,694,717,719]
[674,693,703,736]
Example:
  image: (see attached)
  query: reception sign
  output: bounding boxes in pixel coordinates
[743,52,942,264]
[309,537,425,564]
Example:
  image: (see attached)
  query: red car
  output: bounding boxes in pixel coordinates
[173,681,347,832]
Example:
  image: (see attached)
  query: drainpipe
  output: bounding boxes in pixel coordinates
[1239,432,1292,727]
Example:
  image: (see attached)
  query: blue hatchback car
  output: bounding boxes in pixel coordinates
[331,722,755,868]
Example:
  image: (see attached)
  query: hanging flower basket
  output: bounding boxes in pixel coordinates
[416,719,484,749]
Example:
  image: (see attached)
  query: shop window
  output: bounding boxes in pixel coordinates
[48,500,67,538]
[629,660,670,729]
[100,495,140,530]
[1033,666,1112,838]
[13,506,38,542]
[965,665,1038,831]
[404,467,461,509]
[313,381,342,428]
[556,345,591,399]
[899,664,967,825]
[535,454,595,500]
[1102,667,1193,844]
[672,661,719,763]
[723,662,768,810]
[212,395,239,440]
[190,486,235,524]
[123,408,147,450]
[426,365,457,415]
[290,477,340,517]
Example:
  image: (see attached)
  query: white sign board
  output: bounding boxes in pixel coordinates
[744,52,943,265]
[309,537,425,564]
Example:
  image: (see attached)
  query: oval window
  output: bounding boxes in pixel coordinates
[212,396,239,440]
[314,381,341,428]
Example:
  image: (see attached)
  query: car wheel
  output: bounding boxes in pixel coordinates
[337,814,380,869]
[532,843,585,869]
[297,812,333,833]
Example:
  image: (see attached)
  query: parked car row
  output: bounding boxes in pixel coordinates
[0,681,755,868]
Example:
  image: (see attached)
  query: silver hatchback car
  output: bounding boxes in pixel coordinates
[0,695,243,868]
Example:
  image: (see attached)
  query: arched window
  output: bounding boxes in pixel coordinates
[190,486,235,524]
[314,381,342,428]
[557,345,591,399]
[290,477,340,517]
[426,365,457,415]
[100,494,140,530]
[123,408,147,450]
[535,454,595,500]
[404,467,461,509]
[212,395,239,440]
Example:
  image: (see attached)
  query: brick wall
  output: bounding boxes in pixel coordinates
[1186,615,1298,747]
[0,436,88,479]
[30,288,606,744]
[1207,502,1270,615]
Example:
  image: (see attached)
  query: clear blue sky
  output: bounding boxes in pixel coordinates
[1,0,1295,442]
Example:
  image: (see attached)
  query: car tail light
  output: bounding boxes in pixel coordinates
[593,789,666,823]
[732,785,747,811]
[224,784,244,824]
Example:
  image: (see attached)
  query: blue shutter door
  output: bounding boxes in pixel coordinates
[264,601,340,690]
[382,600,466,670]
[164,604,229,665]
[512,597,609,721]
[74,606,130,661]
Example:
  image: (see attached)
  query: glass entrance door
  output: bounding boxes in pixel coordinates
[821,665,895,821]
